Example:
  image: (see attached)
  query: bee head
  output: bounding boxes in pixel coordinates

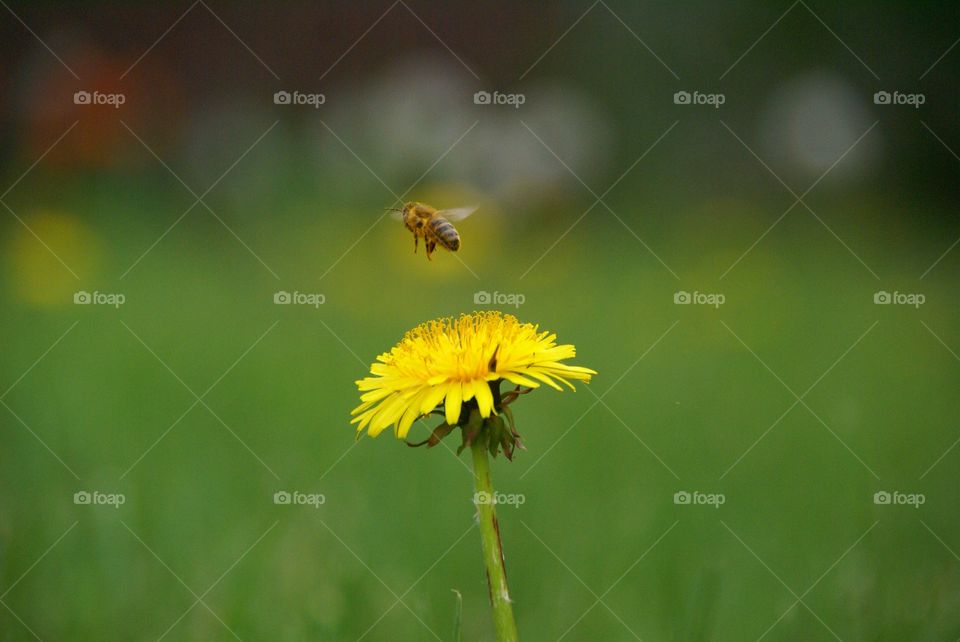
[385,204,409,227]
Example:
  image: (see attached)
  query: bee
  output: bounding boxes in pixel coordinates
[390,202,477,260]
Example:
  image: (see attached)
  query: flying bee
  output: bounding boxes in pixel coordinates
[389,202,477,260]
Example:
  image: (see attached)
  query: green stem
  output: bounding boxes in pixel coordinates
[471,433,519,642]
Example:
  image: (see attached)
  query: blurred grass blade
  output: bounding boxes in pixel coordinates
[451,589,463,642]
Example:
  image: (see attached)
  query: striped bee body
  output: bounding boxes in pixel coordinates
[429,215,461,251]
[395,201,476,261]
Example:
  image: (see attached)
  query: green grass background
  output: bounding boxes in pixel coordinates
[1,171,958,640]
[1,2,959,639]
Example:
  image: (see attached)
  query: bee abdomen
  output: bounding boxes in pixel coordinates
[430,216,461,251]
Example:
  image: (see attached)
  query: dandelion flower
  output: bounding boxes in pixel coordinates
[351,311,596,440]
[350,311,596,640]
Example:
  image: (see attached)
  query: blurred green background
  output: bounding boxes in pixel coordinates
[1,1,959,640]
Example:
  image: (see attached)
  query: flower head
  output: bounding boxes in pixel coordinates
[351,311,596,439]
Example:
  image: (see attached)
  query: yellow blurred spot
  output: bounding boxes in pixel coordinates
[391,182,497,278]
[7,211,99,307]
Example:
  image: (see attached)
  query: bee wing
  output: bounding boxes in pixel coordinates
[434,206,477,222]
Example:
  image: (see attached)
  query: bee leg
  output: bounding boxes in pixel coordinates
[426,239,435,260]
[413,234,418,254]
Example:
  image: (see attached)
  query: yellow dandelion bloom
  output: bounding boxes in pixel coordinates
[351,311,596,439]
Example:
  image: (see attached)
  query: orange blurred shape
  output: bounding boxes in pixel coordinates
[19,44,184,169]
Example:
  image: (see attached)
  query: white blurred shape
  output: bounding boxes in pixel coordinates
[759,71,880,183]
[314,55,611,205]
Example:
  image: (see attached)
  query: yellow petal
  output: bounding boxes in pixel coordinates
[473,380,494,417]
[445,382,462,425]
[500,372,541,388]
[419,384,449,415]
[397,393,426,439]
[523,369,564,391]
[369,393,409,435]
